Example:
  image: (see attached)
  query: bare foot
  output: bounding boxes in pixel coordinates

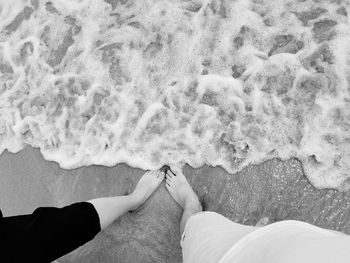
[165,169,202,210]
[129,170,164,211]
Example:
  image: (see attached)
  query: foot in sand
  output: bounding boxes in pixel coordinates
[129,170,164,210]
[165,169,202,211]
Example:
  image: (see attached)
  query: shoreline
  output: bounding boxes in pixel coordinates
[1,146,350,262]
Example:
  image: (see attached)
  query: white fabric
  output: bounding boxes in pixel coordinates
[181,212,350,263]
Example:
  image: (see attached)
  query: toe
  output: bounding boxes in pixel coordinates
[166,171,173,179]
[169,170,176,176]
[166,176,173,184]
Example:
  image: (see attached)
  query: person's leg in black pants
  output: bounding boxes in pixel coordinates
[1,170,164,263]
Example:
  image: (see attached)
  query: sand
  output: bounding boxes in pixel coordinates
[1,146,350,262]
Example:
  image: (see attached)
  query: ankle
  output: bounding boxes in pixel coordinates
[127,193,142,211]
[184,196,202,212]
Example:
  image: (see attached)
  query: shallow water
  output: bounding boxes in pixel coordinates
[1,0,350,190]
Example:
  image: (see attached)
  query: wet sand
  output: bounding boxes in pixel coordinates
[1,146,350,263]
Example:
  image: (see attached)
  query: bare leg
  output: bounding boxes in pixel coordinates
[165,169,202,235]
[88,170,164,230]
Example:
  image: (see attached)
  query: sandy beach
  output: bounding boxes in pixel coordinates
[1,146,350,262]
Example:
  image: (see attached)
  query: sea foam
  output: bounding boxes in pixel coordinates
[1,0,350,190]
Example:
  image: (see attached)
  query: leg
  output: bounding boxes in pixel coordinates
[2,202,101,262]
[165,169,202,234]
[2,170,164,262]
[179,211,257,263]
[88,170,164,230]
[164,169,257,263]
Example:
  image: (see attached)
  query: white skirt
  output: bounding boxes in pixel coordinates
[181,212,350,263]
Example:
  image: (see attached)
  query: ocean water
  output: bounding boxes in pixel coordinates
[0,0,350,190]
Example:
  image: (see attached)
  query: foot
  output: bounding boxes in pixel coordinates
[129,170,164,211]
[165,169,202,211]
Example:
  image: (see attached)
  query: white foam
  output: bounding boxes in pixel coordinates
[1,0,350,190]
